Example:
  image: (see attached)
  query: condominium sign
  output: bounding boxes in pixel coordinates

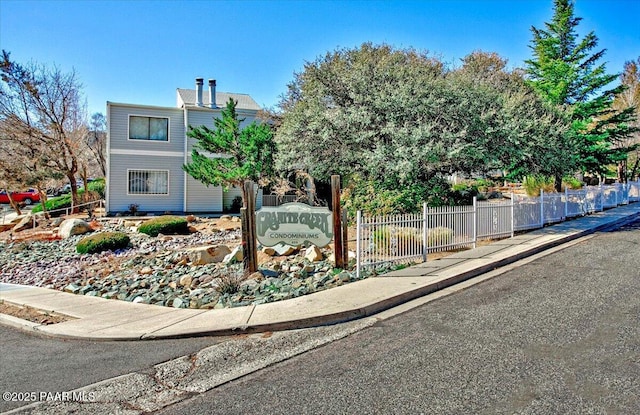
[256,202,333,247]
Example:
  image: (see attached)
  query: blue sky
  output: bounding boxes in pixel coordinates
[1,0,638,116]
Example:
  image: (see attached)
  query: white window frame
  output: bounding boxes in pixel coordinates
[127,114,170,142]
[127,169,170,196]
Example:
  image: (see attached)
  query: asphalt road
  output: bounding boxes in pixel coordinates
[157,219,640,415]
[0,328,232,412]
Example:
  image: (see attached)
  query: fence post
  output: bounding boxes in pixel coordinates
[472,196,477,249]
[331,175,345,269]
[564,187,568,219]
[356,210,362,279]
[540,189,544,228]
[341,210,349,266]
[510,193,515,238]
[422,202,428,262]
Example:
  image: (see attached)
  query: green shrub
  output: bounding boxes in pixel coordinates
[450,183,480,205]
[473,178,496,192]
[31,195,71,215]
[76,232,130,254]
[562,177,583,190]
[88,179,105,198]
[32,179,105,215]
[137,216,189,237]
[427,227,454,247]
[522,176,556,197]
[342,175,456,217]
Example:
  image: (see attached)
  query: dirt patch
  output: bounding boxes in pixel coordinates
[0,301,72,325]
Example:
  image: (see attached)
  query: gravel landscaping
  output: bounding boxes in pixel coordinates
[0,216,383,309]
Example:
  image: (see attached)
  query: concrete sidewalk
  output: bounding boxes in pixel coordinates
[2,203,639,340]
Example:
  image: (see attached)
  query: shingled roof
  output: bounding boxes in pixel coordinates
[176,89,261,111]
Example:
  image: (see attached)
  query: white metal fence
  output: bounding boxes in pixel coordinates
[356,181,640,276]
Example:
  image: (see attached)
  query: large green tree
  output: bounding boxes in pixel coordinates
[525,0,636,187]
[277,43,449,186]
[450,51,571,181]
[183,97,276,205]
[276,44,569,194]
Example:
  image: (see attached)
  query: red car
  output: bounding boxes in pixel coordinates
[0,189,41,205]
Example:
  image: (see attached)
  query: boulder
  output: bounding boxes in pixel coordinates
[186,245,232,265]
[223,245,244,264]
[58,219,92,238]
[328,250,357,263]
[262,246,276,256]
[273,243,298,256]
[12,215,36,232]
[304,245,323,262]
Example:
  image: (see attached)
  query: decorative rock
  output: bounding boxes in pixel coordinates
[223,246,243,264]
[0,216,366,311]
[304,245,323,262]
[58,219,92,238]
[220,215,232,220]
[337,271,351,283]
[186,215,197,222]
[273,243,297,256]
[179,275,193,287]
[12,215,36,232]
[63,283,81,294]
[262,247,276,256]
[186,245,232,265]
[249,271,264,281]
[231,216,241,223]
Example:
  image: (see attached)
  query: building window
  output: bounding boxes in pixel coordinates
[129,116,169,141]
[128,170,169,195]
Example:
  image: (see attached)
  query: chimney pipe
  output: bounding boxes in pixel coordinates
[208,79,216,108]
[195,78,204,106]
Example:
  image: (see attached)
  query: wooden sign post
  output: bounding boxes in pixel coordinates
[241,180,258,273]
[331,175,345,269]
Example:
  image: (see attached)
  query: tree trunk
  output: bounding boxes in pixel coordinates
[81,164,89,203]
[630,158,640,181]
[68,172,79,214]
[554,174,562,193]
[36,186,49,219]
[7,192,22,216]
[617,161,626,183]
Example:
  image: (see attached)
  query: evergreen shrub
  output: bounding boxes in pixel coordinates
[138,216,189,237]
[76,231,130,254]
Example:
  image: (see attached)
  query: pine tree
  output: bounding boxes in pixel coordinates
[525,0,636,186]
[183,97,276,205]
